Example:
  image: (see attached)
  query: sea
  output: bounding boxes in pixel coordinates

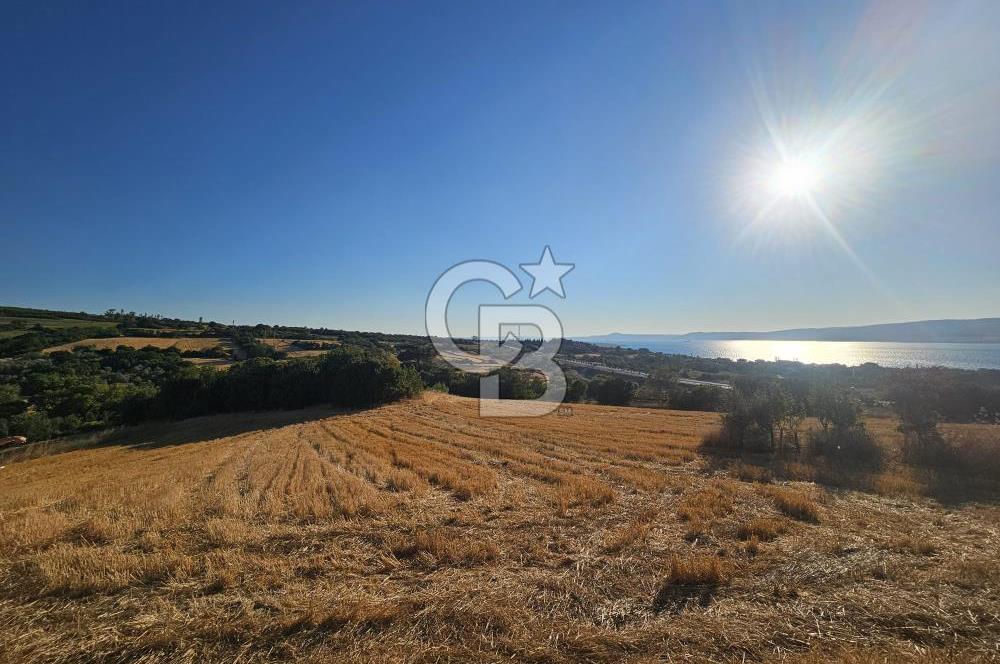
[603,339,1000,371]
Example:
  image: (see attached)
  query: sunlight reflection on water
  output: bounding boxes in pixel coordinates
[614,340,1000,371]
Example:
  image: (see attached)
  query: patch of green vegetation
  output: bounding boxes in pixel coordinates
[0,345,188,442]
[0,310,124,357]
[0,316,114,330]
[0,326,120,358]
[1,344,421,442]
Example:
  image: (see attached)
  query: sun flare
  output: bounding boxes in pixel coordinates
[768,157,821,198]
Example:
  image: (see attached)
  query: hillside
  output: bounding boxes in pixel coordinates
[42,336,229,354]
[583,317,1000,344]
[1,394,998,662]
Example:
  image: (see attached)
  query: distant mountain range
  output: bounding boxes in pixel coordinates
[578,318,1000,345]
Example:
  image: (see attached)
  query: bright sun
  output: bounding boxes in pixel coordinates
[768,157,821,198]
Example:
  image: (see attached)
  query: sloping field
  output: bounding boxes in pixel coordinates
[0,316,115,339]
[43,336,227,353]
[260,338,339,358]
[0,316,112,330]
[0,394,997,662]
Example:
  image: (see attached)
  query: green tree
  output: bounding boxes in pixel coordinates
[587,377,636,406]
[890,371,950,465]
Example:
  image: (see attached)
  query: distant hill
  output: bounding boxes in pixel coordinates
[580,318,1000,345]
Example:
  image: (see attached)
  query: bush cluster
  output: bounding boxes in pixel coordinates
[1,345,421,442]
[0,345,189,441]
[702,379,884,468]
[0,325,119,357]
[126,346,422,421]
[418,366,547,400]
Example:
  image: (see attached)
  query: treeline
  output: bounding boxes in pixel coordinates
[891,367,1000,423]
[701,377,886,471]
[124,346,420,421]
[417,364,641,406]
[0,345,190,441]
[701,371,997,476]
[420,366,548,400]
[560,340,1000,423]
[231,332,286,360]
[0,306,434,360]
[0,325,119,357]
[0,306,108,322]
[1,345,421,442]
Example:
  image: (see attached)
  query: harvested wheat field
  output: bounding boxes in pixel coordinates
[43,336,229,354]
[0,394,998,663]
[260,338,339,358]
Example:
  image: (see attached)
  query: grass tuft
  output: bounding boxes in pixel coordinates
[736,517,786,542]
[665,554,728,587]
[762,486,820,523]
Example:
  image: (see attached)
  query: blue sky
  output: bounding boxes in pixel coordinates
[3,1,999,336]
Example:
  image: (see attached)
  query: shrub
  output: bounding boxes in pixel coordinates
[8,411,57,442]
[426,367,545,400]
[891,371,954,466]
[587,377,637,406]
[564,378,588,403]
[0,325,119,358]
[699,428,730,451]
[668,385,726,412]
[181,345,228,359]
[319,347,422,407]
[807,425,884,468]
[701,380,803,452]
[946,428,1000,477]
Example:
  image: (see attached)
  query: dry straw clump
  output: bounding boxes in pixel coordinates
[676,480,736,522]
[888,535,936,556]
[388,527,500,566]
[602,509,656,553]
[736,516,787,542]
[761,485,821,522]
[731,462,773,484]
[665,554,728,586]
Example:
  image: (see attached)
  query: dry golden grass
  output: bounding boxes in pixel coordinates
[665,553,728,586]
[887,535,937,556]
[742,534,761,557]
[260,337,339,357]
[736,516,787,541]
[602,508,656,553]
[43,336,227,353]
[0,393,997,662]
[761,485,821,522]
[675,479,738,544]
[387,527,500,566]
[731,461,774,484]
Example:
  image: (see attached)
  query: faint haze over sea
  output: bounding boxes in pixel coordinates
[595,339,1000,371]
